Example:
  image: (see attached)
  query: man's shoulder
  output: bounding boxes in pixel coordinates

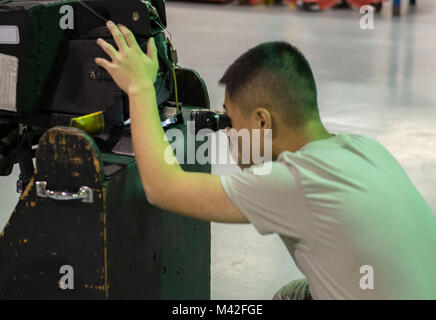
[281,133,385,156]
[276,132,395,170]
[242,158,297,180]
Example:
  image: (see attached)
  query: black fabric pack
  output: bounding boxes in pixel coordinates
[0,0,174,117]
[0,1,66,114]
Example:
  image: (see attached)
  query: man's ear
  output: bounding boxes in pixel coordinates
[253,108,272,130]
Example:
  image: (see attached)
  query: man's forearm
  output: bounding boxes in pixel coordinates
[128,85,182,200]
[94,24,247,223]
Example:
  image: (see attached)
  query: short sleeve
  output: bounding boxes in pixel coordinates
[219,160,308,239]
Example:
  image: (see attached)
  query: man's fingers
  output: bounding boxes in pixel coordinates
[106,20,127,51]
[147,37,157,62]
[118,24,140,50]
[96,38,119,61]
[95,57,113,72]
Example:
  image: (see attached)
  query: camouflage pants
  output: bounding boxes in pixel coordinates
[273,278,313,300]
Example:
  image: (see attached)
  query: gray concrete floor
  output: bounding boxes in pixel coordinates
[1,0,436,299]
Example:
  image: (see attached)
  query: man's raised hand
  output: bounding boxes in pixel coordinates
[95,21,159,96]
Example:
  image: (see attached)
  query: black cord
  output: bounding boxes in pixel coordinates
[75,0,109,23]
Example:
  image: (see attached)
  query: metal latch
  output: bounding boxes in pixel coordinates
[35,181,93,203]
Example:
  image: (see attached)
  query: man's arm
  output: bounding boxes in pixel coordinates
[95,21,247,223]
[129,87,247,223]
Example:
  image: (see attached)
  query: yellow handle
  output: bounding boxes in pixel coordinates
[69,111,104,136]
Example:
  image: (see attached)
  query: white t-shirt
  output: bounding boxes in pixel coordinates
[220,133,436,299]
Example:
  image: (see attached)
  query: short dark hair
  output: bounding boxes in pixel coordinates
[219,41,319,127]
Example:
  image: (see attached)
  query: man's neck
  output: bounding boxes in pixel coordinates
[273,121,334,156]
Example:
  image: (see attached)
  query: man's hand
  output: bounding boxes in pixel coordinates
[95,21,158,95]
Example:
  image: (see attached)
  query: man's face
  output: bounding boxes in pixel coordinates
[223,90,271,168]
[223,90,252,132]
